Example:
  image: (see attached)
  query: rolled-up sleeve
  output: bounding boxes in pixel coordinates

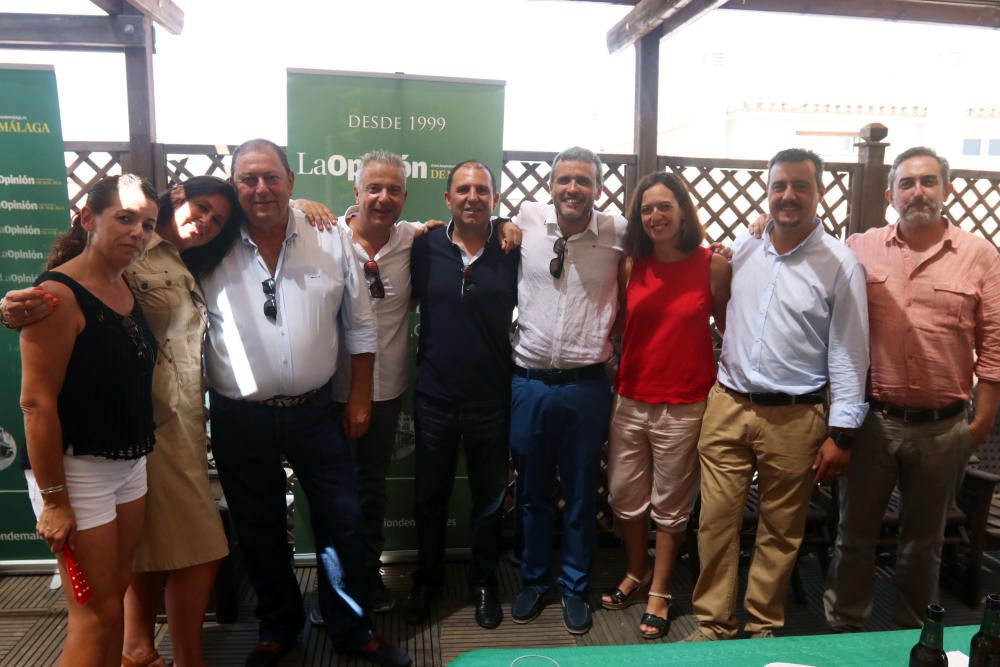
[335,225,378,355]
[828,260,870,428]
[975,249,1000,382]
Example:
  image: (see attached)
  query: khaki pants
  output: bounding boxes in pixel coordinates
[823,411,974,629]
[692,383,828,637]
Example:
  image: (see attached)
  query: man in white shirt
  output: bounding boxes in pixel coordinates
[508,146,626,635]
[328,150,419,615]
[202,139,410,667]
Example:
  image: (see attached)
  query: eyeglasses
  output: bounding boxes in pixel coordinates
[549,237,567,279]
[121,314,153,362]
[261,278,277,320]
[364,260,386,299]
[462,265,476,302]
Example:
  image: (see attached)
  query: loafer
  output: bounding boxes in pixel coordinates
[562,594,592,635]
[473,585,502,629]
[368,568,395,614]
[402,584,434,626]
[245,640,294,667]
[354,637,412,667]
[511,586,547,624]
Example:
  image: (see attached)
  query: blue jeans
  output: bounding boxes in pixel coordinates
[412,394,509,589]
[509,374,612,596]
[210,387,372,650]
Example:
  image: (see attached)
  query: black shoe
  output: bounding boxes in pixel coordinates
[368,568,395,613]
[354,637,412,667]
[308,605,324,627]
[473,586,502,629]
[402,584,434,625]
[245,640,294,667]
[562,594,592,635]
[511,587,547,624]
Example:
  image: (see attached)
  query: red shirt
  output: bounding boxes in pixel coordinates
[616,247,716,404]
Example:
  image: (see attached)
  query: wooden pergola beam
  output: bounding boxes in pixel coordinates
[719,0,1000,29]
[607,0,727,53]
[0,13,146,50]
[90,0,184,34]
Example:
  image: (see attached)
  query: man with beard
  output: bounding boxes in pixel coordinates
[403,160,519,629]
[508,146,626,635]
[686,148,869,642]
[824,146,1000,630]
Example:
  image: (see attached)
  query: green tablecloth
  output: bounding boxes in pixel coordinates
[449,625,978,666]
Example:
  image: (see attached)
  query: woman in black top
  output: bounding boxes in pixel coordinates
[20,174,159,667]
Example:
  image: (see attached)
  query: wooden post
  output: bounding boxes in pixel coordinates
[633,26,661,178]
[849,123,889,235]
[123,14,156,181]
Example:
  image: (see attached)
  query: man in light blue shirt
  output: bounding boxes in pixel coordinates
[686,148,869,642]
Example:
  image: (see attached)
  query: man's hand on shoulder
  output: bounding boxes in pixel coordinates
[291,198,338,231]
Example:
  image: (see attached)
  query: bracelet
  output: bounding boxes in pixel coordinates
[39,484,66,496]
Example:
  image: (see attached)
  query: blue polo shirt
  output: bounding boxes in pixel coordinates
[411,221,519,407]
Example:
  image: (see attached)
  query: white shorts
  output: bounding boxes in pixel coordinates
[26,453,147,532]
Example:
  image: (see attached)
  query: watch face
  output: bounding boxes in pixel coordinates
[0,427,16,471]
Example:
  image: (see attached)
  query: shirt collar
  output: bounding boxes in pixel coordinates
[345,218,400,260]
[240,208,298,247]
[446,218,496,245]
[546,207,599,239]
[886,218,958,249]
[762,217,822,256]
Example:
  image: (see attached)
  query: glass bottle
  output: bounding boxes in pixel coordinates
[971,593,1000,667]
[909,604,948,667]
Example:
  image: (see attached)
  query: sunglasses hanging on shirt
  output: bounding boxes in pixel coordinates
[364,260,386,299]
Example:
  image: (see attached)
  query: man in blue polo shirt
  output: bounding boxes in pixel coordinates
[402,160,519,630]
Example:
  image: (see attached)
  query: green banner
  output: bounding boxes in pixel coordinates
[0,64,69,565]
[286,70,505,555]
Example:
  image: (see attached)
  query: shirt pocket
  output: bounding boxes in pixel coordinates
[130,271,184,338]
[930,282,977,330]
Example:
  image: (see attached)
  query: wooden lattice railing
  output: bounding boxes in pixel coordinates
[62,142,1000,249]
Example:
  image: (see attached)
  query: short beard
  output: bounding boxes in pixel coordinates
[556,201,593,226]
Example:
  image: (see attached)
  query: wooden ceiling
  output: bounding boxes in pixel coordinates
[566,0,1000,52]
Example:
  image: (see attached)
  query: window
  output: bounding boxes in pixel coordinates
[989,139,1000,157]
[963,138,982,156]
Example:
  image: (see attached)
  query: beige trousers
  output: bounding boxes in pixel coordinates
[607,394,704,532]
[692,383,828,637]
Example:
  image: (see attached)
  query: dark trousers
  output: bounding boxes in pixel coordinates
[334,397,403,572]
[509,374,611,597]
[412,393,509,590]
[210,387,372,650]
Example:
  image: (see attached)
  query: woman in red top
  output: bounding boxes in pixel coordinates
[599,172,730,639]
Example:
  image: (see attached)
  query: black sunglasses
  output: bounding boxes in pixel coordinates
[121,314,153,362]
[262,278,277,320]
[549,237,567,279]
[364,260,386,299]
[462,265,476,303]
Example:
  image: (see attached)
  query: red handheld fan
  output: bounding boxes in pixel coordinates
[63,544,92,605]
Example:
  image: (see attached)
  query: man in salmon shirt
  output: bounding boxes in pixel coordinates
[824,146,1000,630]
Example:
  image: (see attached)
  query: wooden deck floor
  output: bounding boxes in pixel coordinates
[3,547,1000,666]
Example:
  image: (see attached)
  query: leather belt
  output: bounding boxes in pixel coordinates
[513,363,606,385]
[249,388,320,408]
[720,383,826,407]
[868,397,966,423]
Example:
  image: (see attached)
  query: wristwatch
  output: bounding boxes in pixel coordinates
[828,430,856,450]
[0,297,13,330]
